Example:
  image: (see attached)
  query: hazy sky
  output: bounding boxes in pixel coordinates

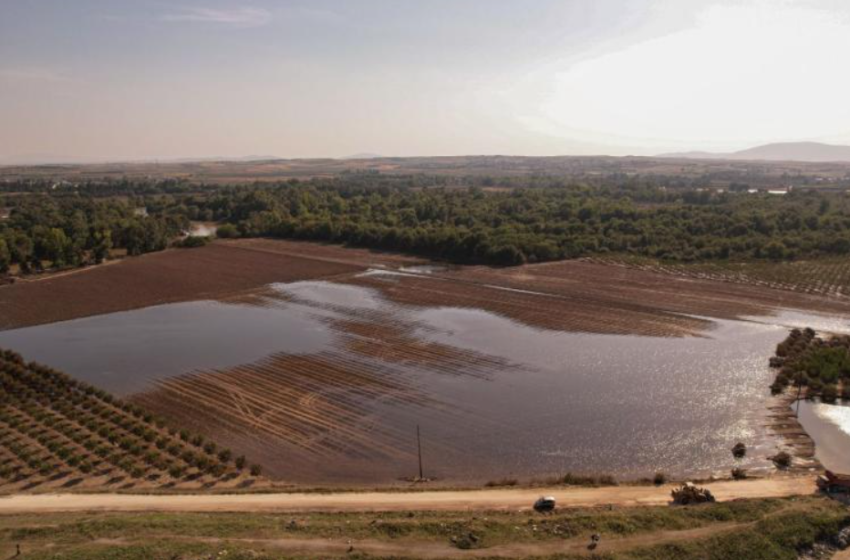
[2,0,850,161]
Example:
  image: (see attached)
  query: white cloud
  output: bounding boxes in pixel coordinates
[511,0,850,151]
[161,6,272,27]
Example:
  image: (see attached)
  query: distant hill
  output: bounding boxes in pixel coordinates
[660,142,850,163]
[340,153,382,160]
[0,154,282,166]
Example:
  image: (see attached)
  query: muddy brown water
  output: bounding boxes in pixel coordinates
[1,273,848,484]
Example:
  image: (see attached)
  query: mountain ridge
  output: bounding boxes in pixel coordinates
[659,142,850,163]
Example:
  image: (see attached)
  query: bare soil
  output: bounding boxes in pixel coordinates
[0,475,815,514]
[0,240,420,330]
[439,259,850,324]
[3,239,847,336]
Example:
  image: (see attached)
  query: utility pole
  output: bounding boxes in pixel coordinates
[417,424,424,480]
[795,379,803,417]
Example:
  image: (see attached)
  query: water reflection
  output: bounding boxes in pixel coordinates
[0,280,826,482]
[0,300,335,394]
[274,281,385,311]
[405,307,785,480]
[744,310,850,334]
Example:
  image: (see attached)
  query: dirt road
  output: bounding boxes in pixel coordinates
[0,477,815,514]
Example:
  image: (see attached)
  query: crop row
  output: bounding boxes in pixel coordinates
[594,256,850,298]
[0,348,263,487]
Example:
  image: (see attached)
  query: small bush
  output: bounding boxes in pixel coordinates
[175,235,210,249]
[560,472,617,487]
[821,384,839,403]
[216,224,240,239]
[484,478,518,488]
[653,472,667,485]
[772,451,792,469]
[731,442,747,459]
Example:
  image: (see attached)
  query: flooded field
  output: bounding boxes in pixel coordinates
[0,269,826,485]
[2,240,849,486]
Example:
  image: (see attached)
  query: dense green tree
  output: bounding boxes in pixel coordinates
[0,238,9,273]
[215,223,239,238]
[5,175,850,270]
[91,229,113,264]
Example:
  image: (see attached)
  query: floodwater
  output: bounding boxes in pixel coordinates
[0,276,837,483]
[0,301,333,395]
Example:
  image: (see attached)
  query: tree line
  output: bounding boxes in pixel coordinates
[182,180,850,265]
[0,195,186,273]
[4,175,850,270]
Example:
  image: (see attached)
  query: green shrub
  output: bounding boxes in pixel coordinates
[821,384,839,403]
[175,235,210,249]
[216,223,239,239]
[772,452,792,469]
[731,467,748,480]
[484,478,518,488]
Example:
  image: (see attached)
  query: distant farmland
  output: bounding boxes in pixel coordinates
[3,154,850,186]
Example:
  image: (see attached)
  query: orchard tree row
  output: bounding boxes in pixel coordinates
[0,348,262,487]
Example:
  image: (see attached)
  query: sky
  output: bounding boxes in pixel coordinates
[2,0,850,162]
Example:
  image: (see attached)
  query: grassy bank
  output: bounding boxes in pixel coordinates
[1,495,846,559]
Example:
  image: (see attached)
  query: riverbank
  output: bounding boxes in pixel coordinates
[767,390,821,473]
